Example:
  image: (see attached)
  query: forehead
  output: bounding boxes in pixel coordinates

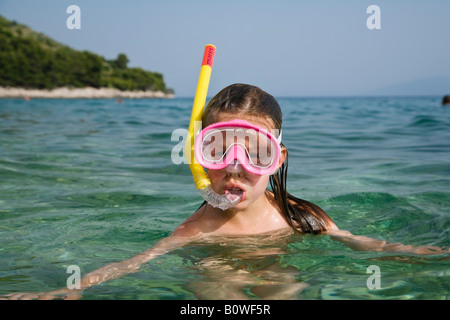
[211,112,276,132]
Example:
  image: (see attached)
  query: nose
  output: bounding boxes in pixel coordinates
[225,159,242,174]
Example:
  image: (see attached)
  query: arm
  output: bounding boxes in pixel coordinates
[327,229,449,255]
[4,207,208,300]
[4,235,193,300]
[72,208,206,296]
[80,235,191,288]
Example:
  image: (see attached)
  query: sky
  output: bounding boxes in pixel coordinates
[1,0,449,97]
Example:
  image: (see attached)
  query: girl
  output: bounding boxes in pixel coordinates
[176,83,337,237]
[5,83,447,300]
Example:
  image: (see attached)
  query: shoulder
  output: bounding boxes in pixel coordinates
[172,208,204,237]
[171,203,216,238]
[172,224,202,238]
[285,195,339,233]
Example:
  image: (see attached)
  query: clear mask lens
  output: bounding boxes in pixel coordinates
[201,128,278,169]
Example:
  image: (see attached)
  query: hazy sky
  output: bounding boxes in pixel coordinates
[1,0,449,97]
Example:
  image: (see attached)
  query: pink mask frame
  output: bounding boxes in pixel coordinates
[194,119,282,175]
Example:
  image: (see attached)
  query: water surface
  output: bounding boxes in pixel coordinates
[0,96,449,299]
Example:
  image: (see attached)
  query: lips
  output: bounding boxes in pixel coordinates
[224,184,245,202]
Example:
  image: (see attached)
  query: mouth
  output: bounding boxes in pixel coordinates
[224,185,245,203]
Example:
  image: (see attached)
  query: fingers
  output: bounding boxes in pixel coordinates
[64,292,82,300]
[1,290,82,300]
[2,292,40,300]
[38,293,59,300]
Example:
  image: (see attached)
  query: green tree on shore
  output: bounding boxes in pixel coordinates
[0,15,172,93]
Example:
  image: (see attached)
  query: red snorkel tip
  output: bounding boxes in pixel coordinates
[201,44,216,68]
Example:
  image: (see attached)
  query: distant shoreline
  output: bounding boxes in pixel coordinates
[0,87,174,99]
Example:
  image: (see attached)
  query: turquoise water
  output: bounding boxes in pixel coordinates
[0,96,449,300]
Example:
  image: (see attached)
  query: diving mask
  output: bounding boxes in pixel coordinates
[194,119,282,175]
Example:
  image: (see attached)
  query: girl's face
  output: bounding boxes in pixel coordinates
[205,113,286,210]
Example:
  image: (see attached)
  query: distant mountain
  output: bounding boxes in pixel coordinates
[0,15,173,94]
[368,76,450,96]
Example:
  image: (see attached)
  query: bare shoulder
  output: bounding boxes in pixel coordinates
[172,204,210,237]
[324,219,339,232]
[285,195,339,232]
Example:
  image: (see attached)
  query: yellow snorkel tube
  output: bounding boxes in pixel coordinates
[185,44,240,210]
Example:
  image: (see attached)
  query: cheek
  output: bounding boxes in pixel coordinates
[251,175,270,194]
[206,169,227,193]
[207,169,227,182]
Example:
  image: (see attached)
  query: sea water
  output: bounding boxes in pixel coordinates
[0,96,449,299]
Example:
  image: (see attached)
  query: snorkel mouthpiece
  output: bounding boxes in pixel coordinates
[199,185,241,211]
[186,45,241,210]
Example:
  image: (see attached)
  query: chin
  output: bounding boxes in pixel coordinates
[228,198,250,211]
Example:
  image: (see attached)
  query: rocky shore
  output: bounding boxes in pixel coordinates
[0,87,174,99]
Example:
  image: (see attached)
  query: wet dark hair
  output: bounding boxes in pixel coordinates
[202,83,335,234]
[443,95,450,106]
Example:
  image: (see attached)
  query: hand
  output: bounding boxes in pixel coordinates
[328,229,450,255]
[1,288,83,300]
[396,244,450,255]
